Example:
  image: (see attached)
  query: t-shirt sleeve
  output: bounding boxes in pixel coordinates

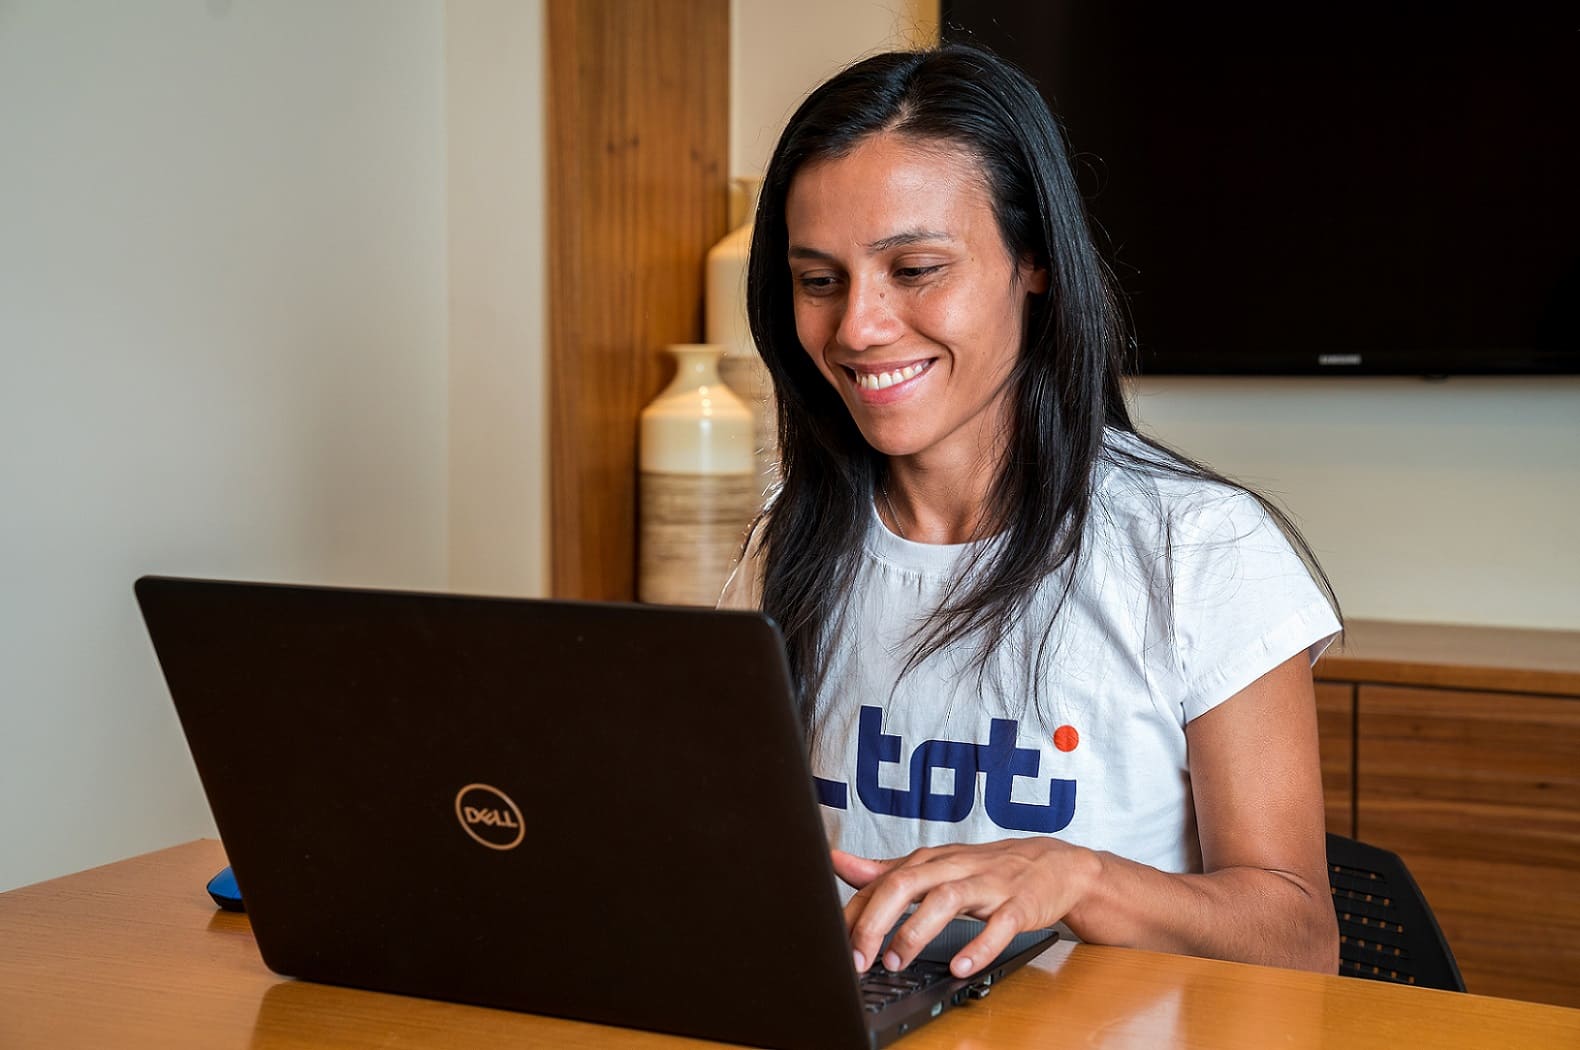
[716,525,765,610]
[1166,490,1341,723]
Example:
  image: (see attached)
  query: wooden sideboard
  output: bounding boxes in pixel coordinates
[1313,619,1580,1009]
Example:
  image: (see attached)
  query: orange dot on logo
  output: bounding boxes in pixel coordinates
[1053,725,1079,752]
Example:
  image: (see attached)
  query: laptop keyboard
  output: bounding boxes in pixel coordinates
[858,960,952,1012]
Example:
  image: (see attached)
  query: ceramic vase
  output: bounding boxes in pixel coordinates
[707,176,778,501]
[638,344,758,606]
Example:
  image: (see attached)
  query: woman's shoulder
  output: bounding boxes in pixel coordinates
[717,520,766,610]
[1093,429,1260,538]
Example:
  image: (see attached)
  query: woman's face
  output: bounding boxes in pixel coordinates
[784,132,1046,465]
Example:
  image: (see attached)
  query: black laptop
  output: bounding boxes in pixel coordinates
[135,576,1057,1050]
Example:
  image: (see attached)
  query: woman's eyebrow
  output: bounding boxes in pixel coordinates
[866,229,953,252]
[788,229,955,261]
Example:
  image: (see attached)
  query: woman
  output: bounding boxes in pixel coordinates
[721,45,1342,979]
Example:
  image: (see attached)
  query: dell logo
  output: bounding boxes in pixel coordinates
[454,783,525,851]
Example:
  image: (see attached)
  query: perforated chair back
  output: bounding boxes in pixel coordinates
[1326,833,1466,991]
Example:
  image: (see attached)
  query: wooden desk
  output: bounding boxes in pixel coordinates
[3,840,1577,1049]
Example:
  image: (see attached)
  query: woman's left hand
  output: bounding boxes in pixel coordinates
[832,838,1101,978]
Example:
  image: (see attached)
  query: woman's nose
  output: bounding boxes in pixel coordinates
[835,276,902,352]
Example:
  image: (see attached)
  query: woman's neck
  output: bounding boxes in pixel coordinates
[882,421,1009,546]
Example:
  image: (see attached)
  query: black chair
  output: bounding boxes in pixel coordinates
[1326,833,1466,991]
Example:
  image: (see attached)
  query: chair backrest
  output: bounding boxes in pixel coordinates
[1326,833,1466,992]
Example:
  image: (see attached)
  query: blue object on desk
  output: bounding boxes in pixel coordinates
[207,866,245,911]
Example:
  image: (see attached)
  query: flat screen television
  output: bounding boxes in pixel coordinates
[940,1,1579,375]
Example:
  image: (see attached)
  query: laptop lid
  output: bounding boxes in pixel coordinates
[136,576,1053,1050]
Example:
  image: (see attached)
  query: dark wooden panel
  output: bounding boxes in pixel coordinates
[546,0,730,600]
[1317,620,1580,698]
[1357,684,1580,1007]
[1314,682,1353,837]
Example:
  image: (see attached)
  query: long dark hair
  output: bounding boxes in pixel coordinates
[746,44,1337,722]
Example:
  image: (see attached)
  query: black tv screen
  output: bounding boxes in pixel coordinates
[941,1,1580,375]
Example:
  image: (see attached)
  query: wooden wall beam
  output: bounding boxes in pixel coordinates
[546,0,731,600]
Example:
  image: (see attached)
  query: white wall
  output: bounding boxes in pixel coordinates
[732,0,1580,631]
[1128,378,1580,630]
[0,1,452,890]
[446,1,550,597]
[732,0,938,179]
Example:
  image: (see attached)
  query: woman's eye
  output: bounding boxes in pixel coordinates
[895,264,943,281]
[796,274,839,294]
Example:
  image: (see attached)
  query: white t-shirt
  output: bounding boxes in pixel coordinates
[720,435,1340,882]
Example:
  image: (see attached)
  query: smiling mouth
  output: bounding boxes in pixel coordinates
[845,360,934,391]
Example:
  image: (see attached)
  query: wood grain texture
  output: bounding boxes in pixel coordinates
[4,840,1579,1050]
[1315,682,1354,837]
[547,0,731,600]
[1356,684,1580,1008]
[638,471,758,606]
[1317,619,1580,698]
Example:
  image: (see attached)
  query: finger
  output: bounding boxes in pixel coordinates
[833,849,896,970]
[836,850,903,933]
[830,848,892,890]
[833,852,896,971]
[880,879,971,972]
[841,880,896,972]
[950,905,1027,978]
[844,855,959,974]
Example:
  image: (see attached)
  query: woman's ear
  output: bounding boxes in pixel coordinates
[1020,256,1051,295]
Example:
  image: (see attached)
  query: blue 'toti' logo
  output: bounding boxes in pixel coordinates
[813,706,1077,834]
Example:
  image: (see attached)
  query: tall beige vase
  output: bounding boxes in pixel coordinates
[707,176,778,501]
[639,344,758,606]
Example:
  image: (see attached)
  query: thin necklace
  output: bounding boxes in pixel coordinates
[880,482,908,540]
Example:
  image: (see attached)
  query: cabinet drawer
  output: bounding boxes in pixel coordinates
[1315,682,1353,837]
[1357,685,1580,1007]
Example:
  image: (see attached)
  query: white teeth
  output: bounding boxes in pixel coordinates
[854,361,927,391]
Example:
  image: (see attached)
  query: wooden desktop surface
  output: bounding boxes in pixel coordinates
[3,840,1577,1049]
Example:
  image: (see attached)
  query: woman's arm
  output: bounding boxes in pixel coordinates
[836,652,1338,976]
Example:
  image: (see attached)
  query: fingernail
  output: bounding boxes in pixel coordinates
[952,956,974,977]
[853,950,866,971]
[884,951,901,971]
